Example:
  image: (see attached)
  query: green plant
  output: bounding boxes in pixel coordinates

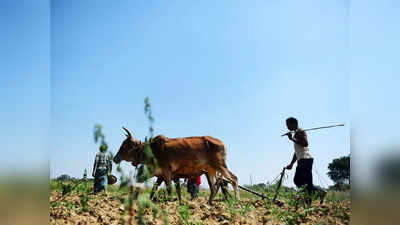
[239,201,253,216]
[64,200,74,210]
[144,97,154,137]
[135,97,159,184]
[138,194,152,225]
[162,209,169,225]
[225,197,237,221]
[331,201,350,223]
[80,193,90,212]
[50,202,60,208]
[62,183,73,196]
[152,204,159,218]
[178,205,190,225]
[75,180,90,194]
[50,180,64,192]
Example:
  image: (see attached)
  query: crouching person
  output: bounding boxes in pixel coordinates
[187,176,201,200]
[92,144,112,195]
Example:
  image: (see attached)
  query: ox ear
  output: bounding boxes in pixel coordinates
[122,126,132,138]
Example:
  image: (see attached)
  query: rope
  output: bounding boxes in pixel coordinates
[314,168,329,189]
[267,170,289,187]
[270,173,282,185]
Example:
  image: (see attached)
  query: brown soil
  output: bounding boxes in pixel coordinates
[50,191,350,225]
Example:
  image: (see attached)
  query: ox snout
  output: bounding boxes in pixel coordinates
[113,154,122,164]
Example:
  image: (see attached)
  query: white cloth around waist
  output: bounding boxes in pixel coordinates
[294,143,312,159]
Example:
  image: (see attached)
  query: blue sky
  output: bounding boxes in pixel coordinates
[350,0,400,187]
[2,0,398,188]
[0,0,49,173]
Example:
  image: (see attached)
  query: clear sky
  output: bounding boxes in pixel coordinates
[0,0,49,174]
[350,0,400,188]
[3,0,398,188]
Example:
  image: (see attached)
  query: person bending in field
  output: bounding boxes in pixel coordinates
[92,144,112,195]
[187,176,201,200]
[284,117,327,204]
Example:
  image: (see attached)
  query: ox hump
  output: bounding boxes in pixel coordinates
[203,136,224,148]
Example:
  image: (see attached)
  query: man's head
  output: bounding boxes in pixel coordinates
[99,143,108,152]
[286,117,298,131]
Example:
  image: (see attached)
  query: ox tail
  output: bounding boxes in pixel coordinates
[222,144,228,168]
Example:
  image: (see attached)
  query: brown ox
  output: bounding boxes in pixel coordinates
[113,127,239,205]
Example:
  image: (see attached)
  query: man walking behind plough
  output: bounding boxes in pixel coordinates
[284,117,327,204]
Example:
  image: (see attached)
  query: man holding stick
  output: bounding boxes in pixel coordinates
[284,117,327,204]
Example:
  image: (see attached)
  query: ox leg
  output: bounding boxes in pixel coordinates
[174,178,182,205]
[206,171,217,205]
[219,167,240,200]
[163,169,173,201]
[229,171,239,200]
[150,177,163,201]
[166,183,172,197]
[215,178,222,198]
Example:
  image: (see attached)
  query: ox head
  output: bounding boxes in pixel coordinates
[113,127,143,166]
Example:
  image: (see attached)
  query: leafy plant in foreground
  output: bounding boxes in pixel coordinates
[178,205,190,225]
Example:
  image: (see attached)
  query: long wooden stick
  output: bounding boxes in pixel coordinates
[281,123,345,137]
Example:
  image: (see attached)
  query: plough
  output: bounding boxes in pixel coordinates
[221,167,286,203]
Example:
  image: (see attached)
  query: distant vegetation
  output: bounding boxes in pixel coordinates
[327,155,350,191]
[55,174,93,182]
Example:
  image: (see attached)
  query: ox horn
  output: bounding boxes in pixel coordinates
[122,126,132,138]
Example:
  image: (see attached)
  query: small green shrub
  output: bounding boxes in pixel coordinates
[178,205,190,225]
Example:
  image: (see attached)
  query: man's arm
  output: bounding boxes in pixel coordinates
[288,131,308,147]
[286,153,297,170]
[107,153,113,175]
[92,155,98,177]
